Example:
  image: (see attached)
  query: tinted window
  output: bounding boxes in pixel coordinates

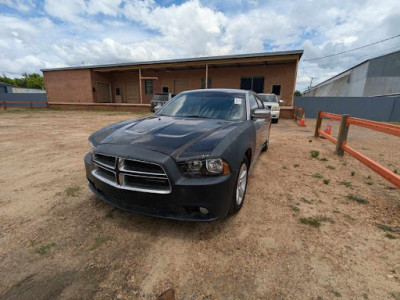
[272,85,281,95]
[240,77,264,93]
[145,80,153,94]
[156,91,246,121]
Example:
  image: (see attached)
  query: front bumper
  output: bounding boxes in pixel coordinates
[271,111,280,119]
[84,152,235,221]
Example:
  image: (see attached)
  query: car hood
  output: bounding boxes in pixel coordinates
[92,116,241,160]
[263,102,279,107]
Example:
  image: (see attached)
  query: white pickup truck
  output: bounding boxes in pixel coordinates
[258,94,283,123]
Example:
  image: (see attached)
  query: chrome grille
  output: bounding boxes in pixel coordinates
[92,153,171,194]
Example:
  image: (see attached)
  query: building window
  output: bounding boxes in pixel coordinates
[115,87,120,96]
[201,77,212,89]
[162,86,169,93]
[240,77,264,93]
[145,80,153,94]
[272,84,281,95]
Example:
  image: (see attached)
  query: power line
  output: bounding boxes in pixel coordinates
[303,33,400,62]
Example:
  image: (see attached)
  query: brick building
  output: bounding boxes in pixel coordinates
[42,50,303,107]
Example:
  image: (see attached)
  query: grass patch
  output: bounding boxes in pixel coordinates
[300,197,313,204]
[330,290,342,297]
[394,169,398,174]
[386,233,397,239]
[282,165,287,169]
[351,171,355,176]
[339,181,352,188]
[290,205,300,212]
[293,164,300,168]
[36,242,56,255]
[367,175,372,180]
[90,236,112,251]
[320,157,328,161]
[333,210,340,214]
[377,224,397,233]
[365,181,374,186]
[326,165,335,170]
[346,194,368,204]
[310,150,320,158]
[344,214,356,221]
[323,179,330,185]
[312,173,323,178]
[300,217,321,228]
[65,185,81,197]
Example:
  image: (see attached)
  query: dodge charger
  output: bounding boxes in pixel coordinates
[84,89,271,221]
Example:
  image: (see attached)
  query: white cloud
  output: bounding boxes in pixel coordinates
[0,0,399,91]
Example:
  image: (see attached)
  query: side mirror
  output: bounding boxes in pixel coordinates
[154,105,162,112]
[252,109,270,119]
[279,100,283,104]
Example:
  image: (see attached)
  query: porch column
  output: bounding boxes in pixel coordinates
[205,63,208,89]
[139,68,143,103]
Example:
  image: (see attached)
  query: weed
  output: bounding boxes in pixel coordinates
[367,175,372,180]
[300,197,313,204]
[330,290,342,297]
[320,157,328,161]
[351,171,355,176]
[344,214,356,221]
[290,205,300,212]
[323,179,330,185]
[394,169,398,174]
[342,162,347,166]
[105,209,116,219]
[386,233,397,239]
[312,173,323,178]
[300,217,321,228]
[326,165,335,170]
[339,181,352,188]
[90,236,112,251]
[390,292,400,300]
[65,186,81,197]
[318,216,335,224]
[333,210,340,214]
[36,242,55,255]
[293,164,300,168]
[310,150,320,158]
[346,194,368,204]
[309,140,312,143]
[365,181,373,185]
[377,224,396,233]
[283,165,287,169]
[55,191,62,196]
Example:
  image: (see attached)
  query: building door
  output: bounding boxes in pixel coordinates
[240,77,264,93]
[96,82,111,103]
[125,80,139,103]
[114,85,122,103]
[174,79,190,94]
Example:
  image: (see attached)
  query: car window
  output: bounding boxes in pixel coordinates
[155,91,246,121]
[249,95,258,112]
[258,94,278,103]
[255,96,264,109]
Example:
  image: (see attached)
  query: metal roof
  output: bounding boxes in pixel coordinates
[0,81,13,86]
[41,50,303,72]
[306,49,400,92]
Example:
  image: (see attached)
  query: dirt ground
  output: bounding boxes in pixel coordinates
[0,110,399,300]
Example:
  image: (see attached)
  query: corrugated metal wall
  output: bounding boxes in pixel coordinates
[294,96,400,121]
[0,93,48,108]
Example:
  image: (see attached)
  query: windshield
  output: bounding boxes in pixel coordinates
[258,94,278,103]
[155,91,246,121]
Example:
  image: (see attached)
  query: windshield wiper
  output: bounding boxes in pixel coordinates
[181,115,205,118]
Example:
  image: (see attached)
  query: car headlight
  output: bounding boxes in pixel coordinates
[178,158,231,177]
[88,140,96,152]
[271,105,280,111]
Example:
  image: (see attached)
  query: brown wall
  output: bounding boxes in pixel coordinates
[43,69,93,103]
[44,61,298,106]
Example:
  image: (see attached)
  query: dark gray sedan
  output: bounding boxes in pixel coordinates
[85,89,271,221]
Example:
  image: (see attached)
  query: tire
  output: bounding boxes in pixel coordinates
[272,118,279,124]
[229,156,249,215]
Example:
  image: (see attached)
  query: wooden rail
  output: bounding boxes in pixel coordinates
[315,110,400,188]
[1,101,48,110]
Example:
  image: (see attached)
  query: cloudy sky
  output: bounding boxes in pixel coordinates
[1,0,400,91]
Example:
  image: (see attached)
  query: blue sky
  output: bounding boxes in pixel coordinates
[1,0,400,91]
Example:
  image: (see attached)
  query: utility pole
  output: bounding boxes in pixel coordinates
[308,77,314,90]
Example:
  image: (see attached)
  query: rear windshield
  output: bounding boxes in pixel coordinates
[155,91,246,121]
[259,94,278,102]
[152,94,169,101]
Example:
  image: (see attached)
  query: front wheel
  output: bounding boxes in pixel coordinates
[229,157,249,215]
[272,118,279,124]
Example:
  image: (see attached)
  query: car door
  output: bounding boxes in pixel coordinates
[249,94,267,155]
[255,94,271,142]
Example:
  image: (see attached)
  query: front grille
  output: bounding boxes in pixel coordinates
[267,105,272,109]
[92,153,171,194]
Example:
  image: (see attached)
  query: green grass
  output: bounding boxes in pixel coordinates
[320,157,328,161]
[394,169,398,174]
[312,173,323,178]
[386,233,397,239]
[282,165,287,169]
[300,217,321,228]
[293,164,300,168]
[323,179,330,185]
[65,186,81,197]
[377,224,396,232]
[90,236,112,251]
[346,194,368,204]
[339,181,352,188]
[330,290,342,297]
[310,150,320,158]
[290,205,300,212]
[326,165,335,170]
[351,171,355,176]
[365,181,374,185]
[36,242,56,255]
[367,175,372,180]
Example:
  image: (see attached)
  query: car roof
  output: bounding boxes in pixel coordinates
[258,93,276,96]
[183,88,249,94]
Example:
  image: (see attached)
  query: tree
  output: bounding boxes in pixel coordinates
[0,73,45,89]
[294,90,302,97]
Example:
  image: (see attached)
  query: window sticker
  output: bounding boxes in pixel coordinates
[234,98,242,105]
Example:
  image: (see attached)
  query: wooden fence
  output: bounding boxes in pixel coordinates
[315,110,400,188]
[1,101,48,110]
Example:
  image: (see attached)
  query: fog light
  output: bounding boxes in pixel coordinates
[199,207,209,215]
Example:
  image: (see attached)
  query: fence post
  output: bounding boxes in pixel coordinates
[2,101,6,110]
[336,114,350,156]
[314,110,322,137]
[29,101,33,109]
